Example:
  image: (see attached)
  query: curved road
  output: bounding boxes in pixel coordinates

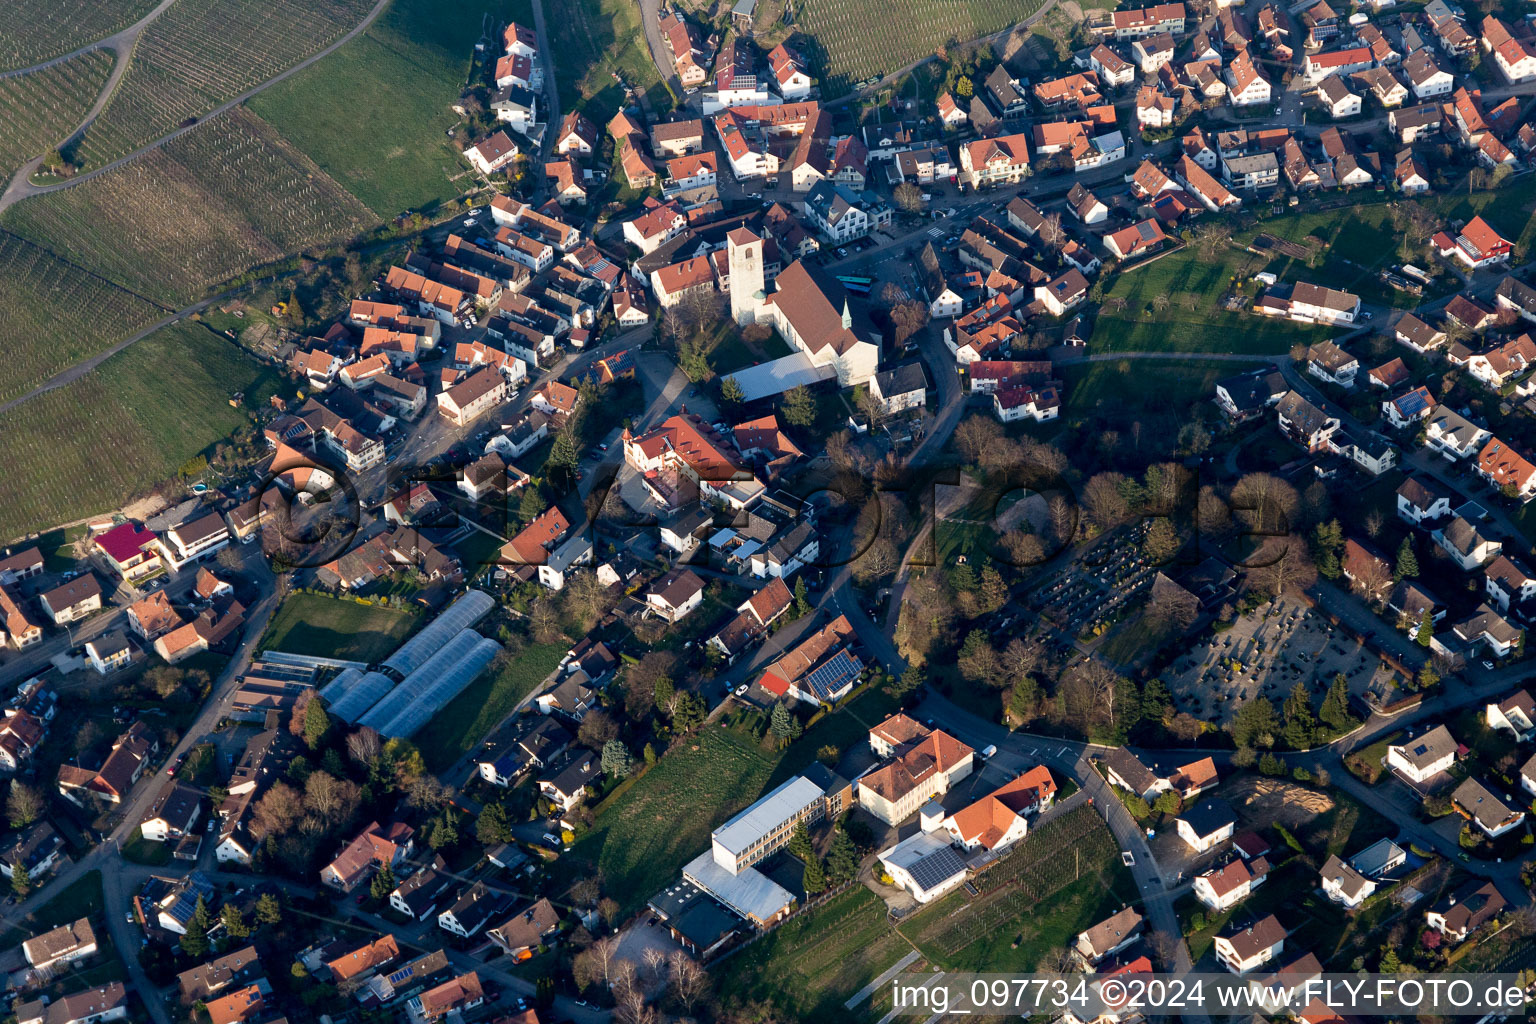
[0,0,393,214]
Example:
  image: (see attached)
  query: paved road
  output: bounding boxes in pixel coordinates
[0,0,392,214]
[635,0,683,105]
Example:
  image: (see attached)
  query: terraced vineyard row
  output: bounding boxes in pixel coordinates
[0,231,164,403]
[795,0,1046,96]
[0,49,114,177]
[71,0,375,170]
[0,321,277,544]
[0,0,157,70]
[4,108,375,305]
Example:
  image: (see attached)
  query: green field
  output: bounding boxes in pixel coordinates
[249,0,517,215]
[414,641,565,771]
[0,0,158,69]
[0,230,167,403]
[1059,357,1245,419]
[549,0,666,124]
[0,49,114,176]
[69,0,376,171]
[795,0,1047,97]
[4,108,374,305]
[0,869,102,949]
[565,725,776,915]
[261,591,421,663]
[0,321,278,543]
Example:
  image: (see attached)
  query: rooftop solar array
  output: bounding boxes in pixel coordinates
[908,845,967,892]
[801,648,863,701]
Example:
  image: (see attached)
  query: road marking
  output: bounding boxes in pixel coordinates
[1059,746,1070,757]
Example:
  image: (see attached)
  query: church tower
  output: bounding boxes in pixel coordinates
[727,227,765,326]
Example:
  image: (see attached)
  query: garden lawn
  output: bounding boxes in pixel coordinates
[1058,357,1243,420]
[121,828,173,866]
[0,322,278,544]
[548,0,667,125]
[261,592,420,663]
[413,642,565,772]
[249,0,529,215]
[0,870,103,950]
[563,725,776,916]
[714,885,914,1020]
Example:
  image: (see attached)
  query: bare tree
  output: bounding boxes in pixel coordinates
[1230,473,1300,537]
[346,727,381,766]
[1082,472,1133,531]
[1039,211,1066,249]
[670,951,710,1014]
[251,782,304,839]
[953,415,1001,464]
[1247,536,1318,598]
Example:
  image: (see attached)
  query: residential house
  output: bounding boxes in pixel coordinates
[1452,776,1526,836]
[1485,688,1536,741]
[320,821,414,893]
[140,782,201,842]
[1386,724,1457,783]
[1176,798,1237,852]
[23,918,98,971]
[538,751,598,811]
[57,722,156,806]
[757,614,864,706]
[1075,907,1144,964]
[1426,879,1506,942]
[1477,437,1536,501]
[1319,854,1375,908]
[870,362,929,414]
[1195,856,1271,912]
[1214,915,1286,973]
[857,715,974,825]
[645,567,706,623]
[1396,476,1453,525]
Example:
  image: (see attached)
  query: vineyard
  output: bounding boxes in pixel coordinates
[4,108,374,305]
[794,0,1047,96]
[0,0,157,70]
[716,886,915,1019]
[0,231,164,403]
[0,50,114,177]
[0,321,277,544]
[249,0,511,215]
[899,805,1123,965]
[69,0,376,171]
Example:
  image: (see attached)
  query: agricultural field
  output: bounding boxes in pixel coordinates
[69,0,376,171]
[795,0,1048,96]
[562,725,776,916]
[261,592,422,664]
[249,0,512,215]
[716,886,914,1020]
[0,0,158,69]
[0,321,277,543]
[0,230,166,403]
[4,108,374,305]
[897,804,1132,972]
[549,0,666,125]
[0,49,114,177]
[414,642,565,772]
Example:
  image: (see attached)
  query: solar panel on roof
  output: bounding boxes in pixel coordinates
[908,847,966,891]
[802,649,863,701]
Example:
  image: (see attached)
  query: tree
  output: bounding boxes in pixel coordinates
[428,810,460,849]
[887,664,923,701]
[1319,673,1354,732]
[1416,608,1435,647]
[802,854,826,893]
[518,486,548,525]
[254,893,281,926]
[346,727,382,767]
[1009,676,1041,723]
[1142,518,1182,564]
[672,691,707,733]
[894,182,925,213]
[1247,536,1317,598]
[770,702,802,745]
[1230,473,1300,536]
[11,863,30,898]
[827,827,859,884]
[890,300,930,346]
[1231,696,1279,749]
[816,744,840,766]
[1282,681,1317,749]
[788,821,814,861]
[601,739,634,778]
[953,415,1002,464]
[719,375,745,408]
[145,665,184,699]
[793,575,811,618]
[221,903,251,939]
[1396,537,1419,580]
[578,709,620,750]
[781,386,816,427]
[370,864,396,901]
[978,565,1008,614]
[1313,519,1343,579]
[670,952,710,1015]
[303,698,331,750]
[180,897,212,957]
[6,782,42,829]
